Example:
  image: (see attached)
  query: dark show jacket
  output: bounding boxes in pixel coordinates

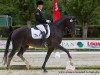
[35,9,47,25]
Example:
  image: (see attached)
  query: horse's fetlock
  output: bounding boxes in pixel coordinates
[17,54,21,57]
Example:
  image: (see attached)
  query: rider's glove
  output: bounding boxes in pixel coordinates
[46,20,51,23]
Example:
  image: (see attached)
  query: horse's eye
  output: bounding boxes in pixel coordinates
[70,19,73,22]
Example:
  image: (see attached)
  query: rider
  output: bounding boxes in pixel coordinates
[35,0,51,46]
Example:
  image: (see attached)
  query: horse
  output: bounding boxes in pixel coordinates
[3,16,76,72]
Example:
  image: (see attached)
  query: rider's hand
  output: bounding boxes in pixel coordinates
[46,20,51,23]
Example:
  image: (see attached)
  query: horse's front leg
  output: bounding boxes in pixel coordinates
[42,47,54,72]
[57,45,73,65]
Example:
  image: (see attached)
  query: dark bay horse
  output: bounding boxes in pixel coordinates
[3,16,75,72]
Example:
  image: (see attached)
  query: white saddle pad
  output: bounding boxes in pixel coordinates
[31,25,50,39]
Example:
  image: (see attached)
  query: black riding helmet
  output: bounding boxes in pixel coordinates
[36,0,44,6]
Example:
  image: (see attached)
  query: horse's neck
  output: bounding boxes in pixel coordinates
[53,20,66,31]
[50,24,64,36]
[50,21,65,31]
[57,23,65,31]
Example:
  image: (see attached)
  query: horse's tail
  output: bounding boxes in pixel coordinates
[3,31,13,65]
[8,26,13,34]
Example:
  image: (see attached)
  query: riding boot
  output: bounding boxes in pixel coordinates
[42,32,47,47]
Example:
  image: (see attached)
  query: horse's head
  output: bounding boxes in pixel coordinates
[52,16,76,37]
[64,16,76,37]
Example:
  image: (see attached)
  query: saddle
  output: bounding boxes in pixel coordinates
[31,25,50,39]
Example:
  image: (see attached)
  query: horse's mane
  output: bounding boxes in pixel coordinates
[52,16,75,26]
[52,16,68,26]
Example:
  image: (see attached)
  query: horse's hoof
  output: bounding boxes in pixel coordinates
[70,61,74,66]
[29,65,32,68]
[42,67,48,72]
[6,67,8,69]
[43,69,48,72]
[6,67,10,70]
[42,66,44,69]
[26,65,31,70]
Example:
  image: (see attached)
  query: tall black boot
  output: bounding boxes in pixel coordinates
[42,32,47,47]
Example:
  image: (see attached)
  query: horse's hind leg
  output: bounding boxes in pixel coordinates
[7,47,19,69]
[7,40,21,69]
[17,45,31,69]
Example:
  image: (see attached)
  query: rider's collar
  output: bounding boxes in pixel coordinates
[37,8,41,11]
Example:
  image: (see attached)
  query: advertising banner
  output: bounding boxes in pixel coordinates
[60,40,100,49]
[0,40,100,49]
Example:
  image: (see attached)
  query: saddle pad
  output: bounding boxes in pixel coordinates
[31,26,50,39]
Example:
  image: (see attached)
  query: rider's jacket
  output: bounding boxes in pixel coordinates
[35,9,47,25]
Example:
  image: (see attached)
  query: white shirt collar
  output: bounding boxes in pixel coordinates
[37,8,41,11]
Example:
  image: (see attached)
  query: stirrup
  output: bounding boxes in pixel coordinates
[41,42,47,47]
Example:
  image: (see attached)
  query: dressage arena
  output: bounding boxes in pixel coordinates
[0,52,100,75]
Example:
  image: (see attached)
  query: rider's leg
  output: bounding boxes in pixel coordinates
[36,24,46,33]
[41,31,47,45]
[36,25,47,46]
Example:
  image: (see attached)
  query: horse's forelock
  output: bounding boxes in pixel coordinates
[66,16,76,20]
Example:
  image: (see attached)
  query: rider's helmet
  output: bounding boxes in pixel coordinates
[36,0,44,6]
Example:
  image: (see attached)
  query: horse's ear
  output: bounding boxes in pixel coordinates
[72,16,76,20]
[71,16,76,22]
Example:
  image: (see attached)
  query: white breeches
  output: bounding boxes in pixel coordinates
[36,24,47,33]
